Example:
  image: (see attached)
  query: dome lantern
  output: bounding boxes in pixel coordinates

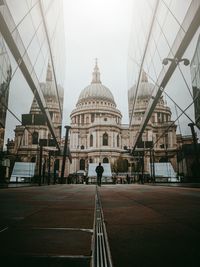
[141,70,148,83]
[46,62,53,82]
[91,58,101,84]
[76,60,116,106]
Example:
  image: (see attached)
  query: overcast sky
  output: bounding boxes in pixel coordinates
[63,0,134,126]
[4,0,200,142]
[62,0,200,138]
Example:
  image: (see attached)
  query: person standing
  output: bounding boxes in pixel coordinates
[95,162,104,186]
[126,174,130,184]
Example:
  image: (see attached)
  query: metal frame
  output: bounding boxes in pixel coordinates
[0,0,60,150]
[38,0,63,117]
[132,0,200,151]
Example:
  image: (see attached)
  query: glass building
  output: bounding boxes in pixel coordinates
[128,0,200,146]
[190,34,200,129]
[0,0,65,145]
[127,0,200,179]
[0,0,66,180]
[0,33,11,151]
[0,0,65,144]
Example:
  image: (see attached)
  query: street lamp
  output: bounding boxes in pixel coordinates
[188,122,199,178]
[162,56,191,177]
[162,57,190,66]
[60,125,71,184]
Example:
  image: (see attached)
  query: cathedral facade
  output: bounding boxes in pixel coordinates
[69,62,178,175]
[12,63,64,177]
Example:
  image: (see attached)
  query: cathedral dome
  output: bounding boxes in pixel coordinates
[128,70,154,100]
[77,60,116,106]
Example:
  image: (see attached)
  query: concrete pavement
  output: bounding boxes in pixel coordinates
[0,185,95,266]
[99,185,200,267]
[0,184,200,266]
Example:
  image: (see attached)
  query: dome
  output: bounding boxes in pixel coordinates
[77,60,116,106]
[128,70,154,100]
[77,83,115,104]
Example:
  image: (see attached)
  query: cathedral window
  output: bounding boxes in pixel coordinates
[80,159,85,170]
[91,113,95,123]
[103,157,109,163]
[81,145,84,149]
[103,132,108,146]
[90,134,93,147]
[81,115,84,125]
[89,158,93,163]
[157,112,161,123]
[117,134,119,147]
[32,131,38,144]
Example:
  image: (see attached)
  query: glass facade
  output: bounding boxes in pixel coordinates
[128,0,200,140]
[191,34,200,129]
[0,0,65,148]
[0,33,11,151]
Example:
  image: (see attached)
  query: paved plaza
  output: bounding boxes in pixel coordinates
[0,184,200,266]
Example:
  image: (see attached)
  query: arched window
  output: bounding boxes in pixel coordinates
[103,132,108,146]
[32,131,38,144]
[117,134,119,147]
[89,158,93,163]
[103,157,109,163]
[81,145,84,150]
[80,159,85,170]
[90,134,93,147]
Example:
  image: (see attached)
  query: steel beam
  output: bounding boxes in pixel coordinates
[38,0,63,117]
[132,0,200,151]
[0,1,60,150]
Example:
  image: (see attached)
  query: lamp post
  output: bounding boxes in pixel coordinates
[162,56,192,179]
[60,125,71,184]
[188,122,199,178]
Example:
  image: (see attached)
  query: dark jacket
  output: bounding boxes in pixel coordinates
[95,165,104,176]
